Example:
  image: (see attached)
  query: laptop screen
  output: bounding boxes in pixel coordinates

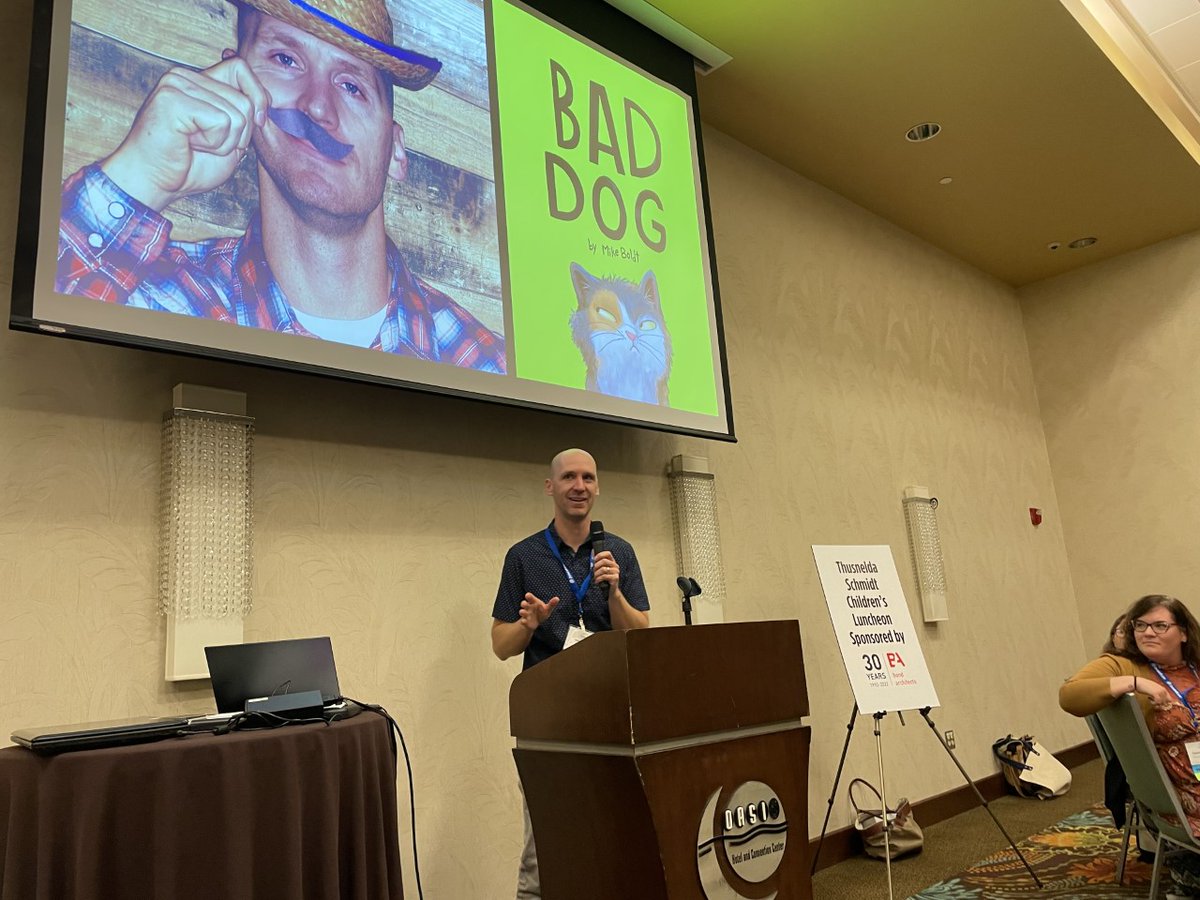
[205,637,342,714]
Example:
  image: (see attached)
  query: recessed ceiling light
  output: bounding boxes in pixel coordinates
[1068,237,1098,249]
[938,176,953,185]
[906,122,941,142]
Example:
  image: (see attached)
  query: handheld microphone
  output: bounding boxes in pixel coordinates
[590,521,608,594]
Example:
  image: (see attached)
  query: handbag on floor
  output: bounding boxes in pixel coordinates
[849,777,924,860]
[993,734,1071,799]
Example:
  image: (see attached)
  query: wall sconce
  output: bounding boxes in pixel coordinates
[902,485,948,622]
[667,455,726,624]
[160,384,254,680]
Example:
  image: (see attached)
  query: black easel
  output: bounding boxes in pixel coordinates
[811,702,859,875]
[810,705,1042,889]
[917,706,1041,886]
[810,705,907,881]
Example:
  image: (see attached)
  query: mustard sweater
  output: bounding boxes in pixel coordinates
[1059,653,1154,720]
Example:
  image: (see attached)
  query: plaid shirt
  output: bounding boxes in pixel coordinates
[56,165,506,372]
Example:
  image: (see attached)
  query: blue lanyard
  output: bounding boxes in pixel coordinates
[1151,662,1200,729]
[544,528,593,620]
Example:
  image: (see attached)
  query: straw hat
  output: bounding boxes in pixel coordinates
[231,0,442,91]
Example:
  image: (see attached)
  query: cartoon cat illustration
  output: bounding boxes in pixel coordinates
[570,263,672,406]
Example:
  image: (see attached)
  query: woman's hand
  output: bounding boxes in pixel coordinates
[1115,675,1174,708]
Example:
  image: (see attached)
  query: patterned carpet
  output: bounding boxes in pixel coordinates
[909,806,1174,899]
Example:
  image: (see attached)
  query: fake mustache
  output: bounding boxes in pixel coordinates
[266,108,354,161]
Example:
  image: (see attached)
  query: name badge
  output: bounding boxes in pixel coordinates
[563,624,594,650]
[1187,742,1200,782]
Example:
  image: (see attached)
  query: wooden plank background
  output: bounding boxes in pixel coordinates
[60,0,502,334]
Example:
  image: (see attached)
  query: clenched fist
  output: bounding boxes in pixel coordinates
[102,55,271,212]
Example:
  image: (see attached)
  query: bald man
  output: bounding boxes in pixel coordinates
[490,448,650,898]
[491,449,649,666]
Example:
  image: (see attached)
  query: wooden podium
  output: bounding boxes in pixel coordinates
[511,621,811,899]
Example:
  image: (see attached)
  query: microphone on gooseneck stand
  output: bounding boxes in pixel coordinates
[676,576,702,626]
[590,520,608,596]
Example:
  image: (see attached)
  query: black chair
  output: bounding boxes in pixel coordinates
[1085,712,1143,883]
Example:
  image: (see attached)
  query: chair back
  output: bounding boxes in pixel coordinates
[1096,693,1196,846]
[1086,713,1117,764]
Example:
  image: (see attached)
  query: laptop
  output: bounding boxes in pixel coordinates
[204,636,343,714]
[12,715,189,755]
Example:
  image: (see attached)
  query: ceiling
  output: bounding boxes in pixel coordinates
[643,0,1200,286]
[1123,0,1200,102]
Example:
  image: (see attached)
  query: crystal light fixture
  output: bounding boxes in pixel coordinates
[160,385,253,679]
[902,486,948,622]
[668,455,726,624]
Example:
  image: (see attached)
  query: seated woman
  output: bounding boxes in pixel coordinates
[1060,594,1200,835]
[1102,613,1130,656]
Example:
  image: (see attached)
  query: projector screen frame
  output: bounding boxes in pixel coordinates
[9,0,736,441]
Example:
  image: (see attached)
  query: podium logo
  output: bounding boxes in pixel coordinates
[696,781,788,899]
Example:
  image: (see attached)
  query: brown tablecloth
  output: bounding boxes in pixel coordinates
[0,711,403,899]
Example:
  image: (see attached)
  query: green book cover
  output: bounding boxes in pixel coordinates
[491,0,719,415]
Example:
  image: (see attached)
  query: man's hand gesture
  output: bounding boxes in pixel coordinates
[102,56,271,213]
[519,592,560,632]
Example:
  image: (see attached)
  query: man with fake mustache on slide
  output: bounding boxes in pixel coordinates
[56,0,505,371]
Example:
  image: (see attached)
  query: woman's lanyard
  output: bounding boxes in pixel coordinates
[1151,662,1200,729]
[544,528,593,627]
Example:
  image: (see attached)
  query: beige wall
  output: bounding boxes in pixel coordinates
[1021,230,1200,655]
[699,131,1086,812]
[0,0,1088,894]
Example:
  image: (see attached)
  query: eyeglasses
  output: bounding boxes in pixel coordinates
[1132,620,1179,635]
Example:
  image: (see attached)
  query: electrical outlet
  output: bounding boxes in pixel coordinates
[944,730,956,749]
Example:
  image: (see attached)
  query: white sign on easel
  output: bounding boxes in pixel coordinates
[812,545,940,713]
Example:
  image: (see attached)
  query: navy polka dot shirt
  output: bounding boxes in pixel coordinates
[492,521,651,670]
